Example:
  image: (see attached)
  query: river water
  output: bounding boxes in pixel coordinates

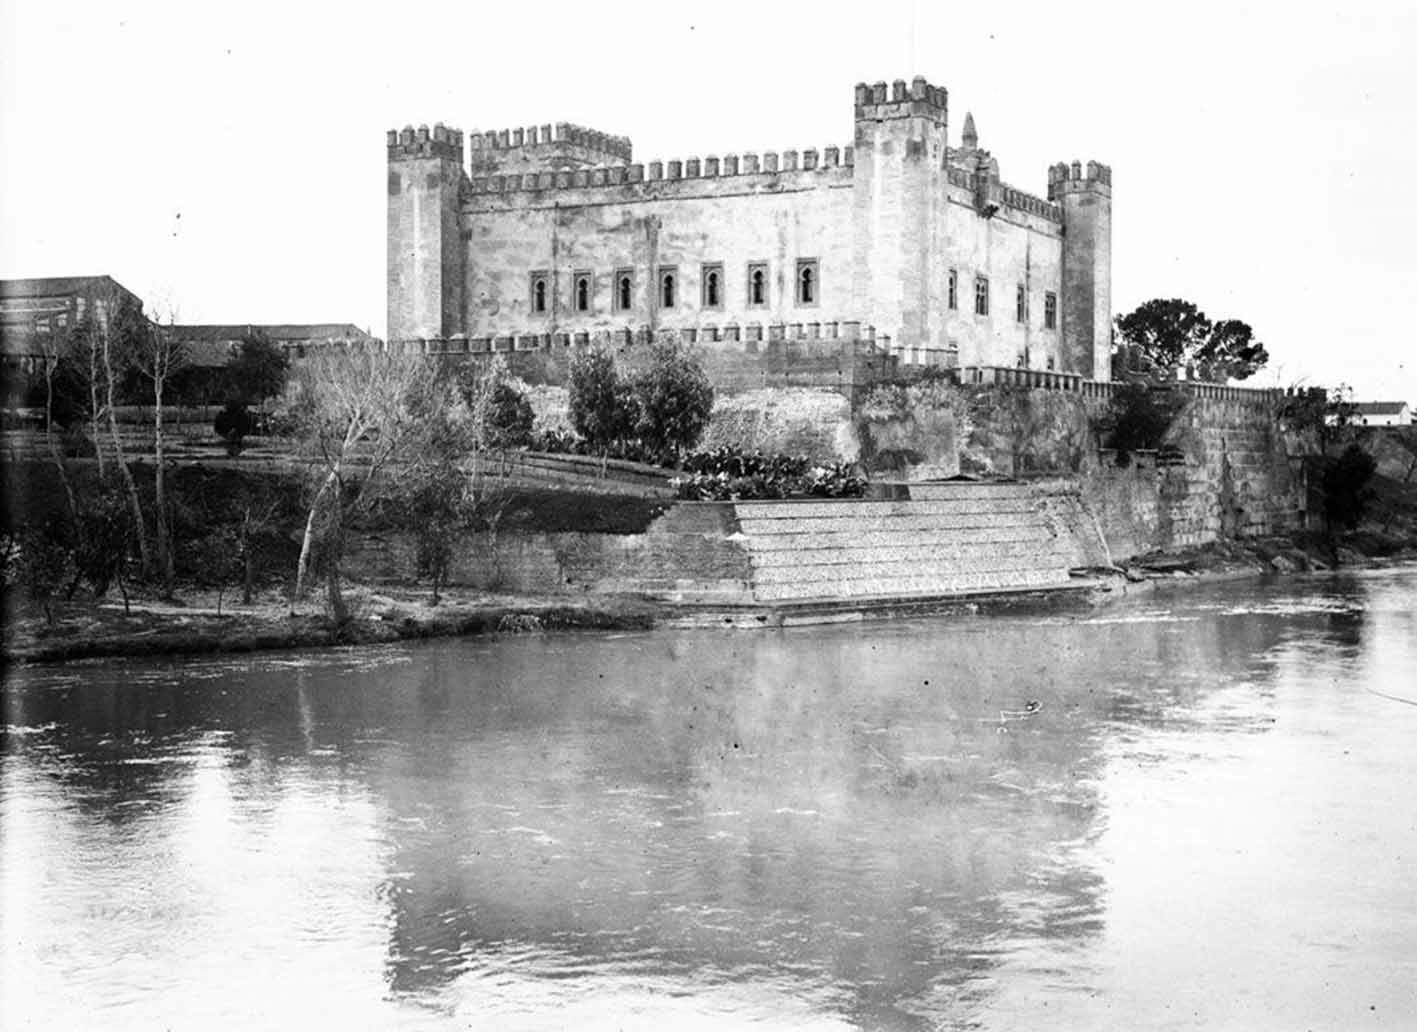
[3,569,1416,1030]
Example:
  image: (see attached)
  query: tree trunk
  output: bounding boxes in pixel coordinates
[41,357,80,528]
[325,557,349,626]
[294,468,339,601]
[102,332,151,577]
[153,375,173,597]
[88,338,105,477]
[242,509,256,605]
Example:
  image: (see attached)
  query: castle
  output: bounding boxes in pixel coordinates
[387,76,1112,380]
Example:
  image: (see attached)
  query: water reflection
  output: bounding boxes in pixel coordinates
[4,569,1416,1029]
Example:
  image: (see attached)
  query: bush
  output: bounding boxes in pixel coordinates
[628,342,714,462]
[487,382,534,450]
[1321,444,1377,530]
[1101,384,1185,465]
[673,448,865,500]
[214,403,255,455]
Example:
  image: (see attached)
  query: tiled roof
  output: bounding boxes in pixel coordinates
[0,275,137,300]
[1353,401,1409,415]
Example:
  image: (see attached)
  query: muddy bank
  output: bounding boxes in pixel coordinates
[2,586,658,667]
[1080,528,1417,601]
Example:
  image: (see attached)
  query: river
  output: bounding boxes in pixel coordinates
[3,568,1416,1030]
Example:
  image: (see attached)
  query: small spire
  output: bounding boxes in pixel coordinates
[962,112,978,149]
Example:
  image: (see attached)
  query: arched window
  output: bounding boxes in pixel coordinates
[530,273,549,314]
[748,263,767,307]
[796,260,818,305]
[615,270,633,312]
[705,269,720,307]
[660,269,676,309]
[575,275,590,313]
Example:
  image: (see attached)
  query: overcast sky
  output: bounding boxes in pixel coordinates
[3,0,1414,403]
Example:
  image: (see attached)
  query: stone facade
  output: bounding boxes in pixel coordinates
[387,77,1112,380]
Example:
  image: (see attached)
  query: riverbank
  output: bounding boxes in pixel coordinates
[1,586,658,666]
[5,529,1415,666]
[1080,528,1417,601]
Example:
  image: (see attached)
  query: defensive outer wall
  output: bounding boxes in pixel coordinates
[343,349,1309,611]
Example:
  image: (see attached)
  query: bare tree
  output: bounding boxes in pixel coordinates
[290,348,438,623]
[35,332,80,527]
[131,299,188,597]
[87,287,153,577]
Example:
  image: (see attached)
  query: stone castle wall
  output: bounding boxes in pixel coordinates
[388,77,1111,378]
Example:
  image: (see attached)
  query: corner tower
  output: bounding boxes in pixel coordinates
[1049,160,1112,380]
[387,123,465,342]
[850,77,949,354]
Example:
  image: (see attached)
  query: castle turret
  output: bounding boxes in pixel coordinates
[1049,159,1112,380]
[387,123,466,342]
[961,111,978,150]
[850,77,950,354]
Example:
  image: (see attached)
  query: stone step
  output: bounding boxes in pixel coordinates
[752,569,1070,602]
[743,528,1065,557]
[734,497,1040,520]
[751,554,1069,587]
[736,512,1049,536]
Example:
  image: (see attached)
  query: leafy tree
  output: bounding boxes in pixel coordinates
[1102,384,1186,465]
[1322,444,1377,531]
[568,345,631,454]
[1114,298,1269,382]
[212,333,289,456]
[1278,384,1359,449]
[11,525,75,625]
[223,332,290,406]
[487,382,534,450]
[628,341,714,463]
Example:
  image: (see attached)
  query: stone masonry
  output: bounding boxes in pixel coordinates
[388,77,1112,380]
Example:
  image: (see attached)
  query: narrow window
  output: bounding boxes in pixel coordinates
[748,262,768,307]
[530,272,549,315]
[573,273,592,313]
[1016,283,1027,324]
[614,269,633,312]
[947,268,958,310]
[702,263,723,308]
[974,276,989,316]
[1044,291,1057,330]
[659,267,677,309]
[796,259,819,306]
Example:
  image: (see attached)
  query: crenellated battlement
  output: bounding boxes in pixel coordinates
[387,123,465,162]
[853,76,948,124]
[467,122,632,163]
[389,318,890,355]
[945,166,1062,223]
[463,144,854,196]
[1047,160,1112,199]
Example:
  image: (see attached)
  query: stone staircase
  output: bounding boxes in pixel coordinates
[731,483,1080,604]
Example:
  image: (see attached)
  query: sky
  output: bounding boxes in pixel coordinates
[2,0,1415,404]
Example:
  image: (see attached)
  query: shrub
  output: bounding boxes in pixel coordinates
[487,382,534,450]
[628,342,714,462]
[1101,384,1184,465]
[1321,444,1377,530]
[673,448,865,501]
[214,403,255,455]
